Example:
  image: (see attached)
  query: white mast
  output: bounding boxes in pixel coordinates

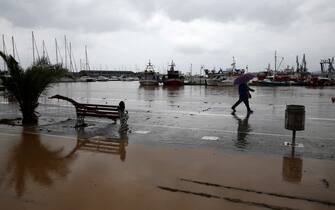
[11,36,15,59]
[55,38,58,63]
[274,50,277,72]
[32,31,35,64]
[85,45,90,71]
[64,35,67,69]
[2,34,7,71]
[69,42,73,72]
[42,40,45,58]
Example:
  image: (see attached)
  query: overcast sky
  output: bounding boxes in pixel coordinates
[0,0,334,73]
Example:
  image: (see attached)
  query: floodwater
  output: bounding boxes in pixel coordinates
[42,82,335,158]
[1,81,335,159]
[0,81,334,210]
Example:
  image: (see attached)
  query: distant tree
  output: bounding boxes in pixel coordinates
[0,51,67,125]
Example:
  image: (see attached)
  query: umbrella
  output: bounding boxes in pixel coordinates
[234,73,255,85]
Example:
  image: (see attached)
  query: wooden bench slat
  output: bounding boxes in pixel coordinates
[79,104,119,108]
[77,107,119,111]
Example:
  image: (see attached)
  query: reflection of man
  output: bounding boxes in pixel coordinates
[232,112,251,148]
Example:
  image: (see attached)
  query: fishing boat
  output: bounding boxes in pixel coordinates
[205,57,244,86]
[139,61,160,86]
[162,61,184,86]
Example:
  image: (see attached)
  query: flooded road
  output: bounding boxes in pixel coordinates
[0,81,334,210]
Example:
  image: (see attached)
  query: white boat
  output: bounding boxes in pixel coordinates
[97,76,109,81]
[110,76,119,81]
[185,75,206,85]
[79,76,96,82]
[139,61,160,86]
[217,76,236,86]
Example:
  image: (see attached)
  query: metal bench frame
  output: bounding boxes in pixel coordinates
[49,94,128,129]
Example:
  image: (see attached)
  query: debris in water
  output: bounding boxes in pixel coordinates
[202,136,219,141]
[321,179,330,188]
[134,130,150,134]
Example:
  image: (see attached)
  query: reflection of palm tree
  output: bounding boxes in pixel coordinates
[232,113,252,148]
[5,127,76,197]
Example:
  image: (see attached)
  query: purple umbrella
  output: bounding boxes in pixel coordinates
[234,73,255,85]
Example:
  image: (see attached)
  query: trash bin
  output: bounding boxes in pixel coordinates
[285,105,305,131]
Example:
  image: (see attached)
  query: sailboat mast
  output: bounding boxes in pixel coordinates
[85,45,89,71]
[11,36,15,59]
[190,63,192,76]
[42,40,45,58]
[274,50,277,72]
[64,35,67,69]
[2,34,6,71]
[69,42,73,72]
[55,38,58,63]
[32,31,35,64]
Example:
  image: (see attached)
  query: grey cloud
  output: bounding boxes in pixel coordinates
[0,0,145,32]
[1,0,335,32]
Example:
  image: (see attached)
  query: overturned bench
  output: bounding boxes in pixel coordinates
[49,94,128,129]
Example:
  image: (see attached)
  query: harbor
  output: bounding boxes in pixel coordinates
[1,0,335,209]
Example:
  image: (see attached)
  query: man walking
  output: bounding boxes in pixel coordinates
[231,82,255,113]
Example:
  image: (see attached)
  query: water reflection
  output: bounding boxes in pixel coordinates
[5,127,76,197]
[282,147,303,183]
[204,86,238,97]
[163,85,184,97]
[74,127,128,161]
[232,113,251,148]
[137,85,160,107]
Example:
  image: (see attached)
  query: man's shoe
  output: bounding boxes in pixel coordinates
[248,110,254,113]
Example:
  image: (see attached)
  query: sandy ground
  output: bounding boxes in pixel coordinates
[0,126,334,210]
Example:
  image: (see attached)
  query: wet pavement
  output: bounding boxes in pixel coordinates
[0,81,334,210]
[1,81,332,159]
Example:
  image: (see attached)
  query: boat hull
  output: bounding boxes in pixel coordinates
[139,80,159,86]
[205,79,218,86]
[163,79,184,86]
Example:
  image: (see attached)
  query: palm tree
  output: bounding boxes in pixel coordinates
[0,51,67,125]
